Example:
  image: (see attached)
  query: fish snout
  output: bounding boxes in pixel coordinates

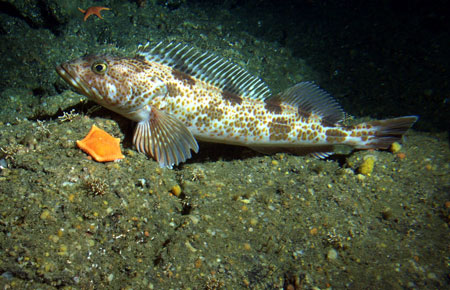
[56,62,101,101]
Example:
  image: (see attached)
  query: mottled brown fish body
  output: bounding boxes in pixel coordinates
[56,42,417,167]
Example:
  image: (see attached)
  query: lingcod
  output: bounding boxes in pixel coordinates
[56,42,417,168]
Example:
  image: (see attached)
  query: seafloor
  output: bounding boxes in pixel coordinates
[0,0,449,289]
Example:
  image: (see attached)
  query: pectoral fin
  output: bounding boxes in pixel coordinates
[133,107,199,169]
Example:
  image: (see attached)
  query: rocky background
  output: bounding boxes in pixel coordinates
[0,0,449,289]
[0,0,449,131]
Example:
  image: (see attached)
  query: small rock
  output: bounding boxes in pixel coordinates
[327,248,338,260]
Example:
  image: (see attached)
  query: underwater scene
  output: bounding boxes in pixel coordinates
[0,0,449,289]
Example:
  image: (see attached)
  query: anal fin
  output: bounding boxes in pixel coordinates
[133,108,199,168]
[249,145,335,159]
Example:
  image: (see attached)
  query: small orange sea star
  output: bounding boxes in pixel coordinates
[76,125,124,162]
[78,6,111,21]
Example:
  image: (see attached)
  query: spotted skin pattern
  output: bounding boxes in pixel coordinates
[72,57,377,147]
[56,46,417,167]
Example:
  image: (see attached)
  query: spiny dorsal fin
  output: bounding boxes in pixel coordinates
[136,42,272,100]
[267,82,345,125]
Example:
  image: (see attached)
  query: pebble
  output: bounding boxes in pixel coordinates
[390,142,402,153]
[40,209,51,220]
[327,248,338,260]
[170,185,182,196]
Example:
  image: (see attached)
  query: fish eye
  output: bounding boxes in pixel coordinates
[91,61,108,75]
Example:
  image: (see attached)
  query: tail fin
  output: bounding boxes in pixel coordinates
[354,116,418,149]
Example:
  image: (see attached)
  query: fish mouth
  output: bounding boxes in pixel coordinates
[55,63,103,101]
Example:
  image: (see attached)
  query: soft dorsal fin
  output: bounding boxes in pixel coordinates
[266,82,344,125]
[136,42,272,100]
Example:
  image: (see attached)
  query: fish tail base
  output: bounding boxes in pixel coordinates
[354,116,418,149]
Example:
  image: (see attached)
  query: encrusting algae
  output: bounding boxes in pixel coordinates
[358,155,376,175]
[390,141,402,153]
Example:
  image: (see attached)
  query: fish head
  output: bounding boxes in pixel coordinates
[56,55,163,119]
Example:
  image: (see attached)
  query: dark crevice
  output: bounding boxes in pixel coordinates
[0,2,38,30]
[153,238,172,266]
[180,200,192,215]
[36,0,63,36]
[0,1,63,36]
